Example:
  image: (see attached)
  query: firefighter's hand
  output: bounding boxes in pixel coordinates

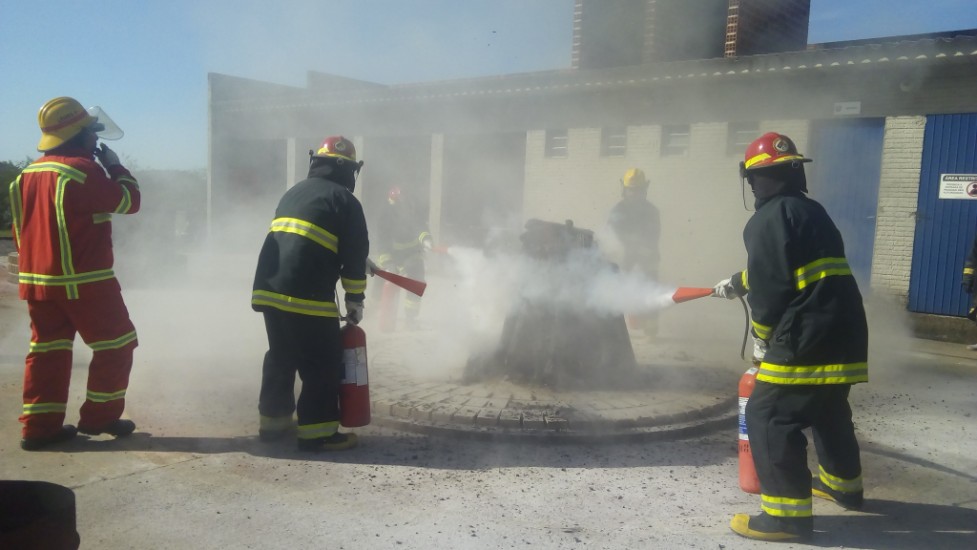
[345,300,364,325]
[95,143,121,168]
[752,337,769,365]
[712,278,737,299]
[963,274,974,293]
[423,237,433,252]
[366,258,379,276]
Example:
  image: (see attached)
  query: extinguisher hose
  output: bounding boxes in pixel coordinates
[738,295,750,361]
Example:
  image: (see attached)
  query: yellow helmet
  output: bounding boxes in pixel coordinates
[37,97,97,152]
[621,168,648,188]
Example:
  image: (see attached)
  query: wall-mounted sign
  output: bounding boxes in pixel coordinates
[938,174,977,199]
[833,101,861,116]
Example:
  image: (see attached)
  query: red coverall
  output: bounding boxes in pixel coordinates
[9,146,141,439]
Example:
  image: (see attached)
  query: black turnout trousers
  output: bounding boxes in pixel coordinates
[746,381,862,499]
[259,309,343,426]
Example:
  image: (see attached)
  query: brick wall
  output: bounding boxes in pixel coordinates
[870,116,926,300]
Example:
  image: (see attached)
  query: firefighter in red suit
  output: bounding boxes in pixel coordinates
[713,132,868,542]
[252,136,369,452]
[9,97,141,450]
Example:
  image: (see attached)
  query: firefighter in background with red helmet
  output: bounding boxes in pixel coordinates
[712,132,868,541]
[11,97,141,450]
[374,185,432,328]
[607,168,660,337]
[251,135,369,451]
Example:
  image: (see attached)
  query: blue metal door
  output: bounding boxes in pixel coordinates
[908,113,977,315]
[808,118,885,290]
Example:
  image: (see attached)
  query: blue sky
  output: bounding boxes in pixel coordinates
[2,0,976,171]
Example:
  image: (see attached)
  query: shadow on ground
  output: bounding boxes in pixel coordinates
[28,430,736,470]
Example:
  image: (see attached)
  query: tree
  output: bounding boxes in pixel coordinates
[0,158,33,236]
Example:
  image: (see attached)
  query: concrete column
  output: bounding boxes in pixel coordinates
[429,133,444,241]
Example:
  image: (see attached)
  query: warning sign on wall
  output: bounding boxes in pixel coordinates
[938,174,977,199]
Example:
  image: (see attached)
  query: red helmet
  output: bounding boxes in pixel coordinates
[313,135,357,163]
[387,186,401,203]
[742,132,811,172]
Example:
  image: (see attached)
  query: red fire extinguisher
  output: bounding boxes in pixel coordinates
[340,323,371,427]
[738,365,761,494]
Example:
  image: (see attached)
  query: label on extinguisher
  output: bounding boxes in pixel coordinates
[738,366,758,441]
[342,347,368,386]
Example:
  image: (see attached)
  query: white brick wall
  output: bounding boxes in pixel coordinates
[870,116,926,300]
[524,121,818,285]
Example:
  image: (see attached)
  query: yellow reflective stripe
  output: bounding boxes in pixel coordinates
[744,153,772,169]
[251,290,339,317]
[93,213,112,224]
[751,320,772,340]
[29,339,74,353]
[740,270,750,291]
[22,402,68,415]
[296,421,339,440]
[86,389,127,403]
[9,175,24,248]
[117,174,138,188]
[114,184,132,213]
[18,269,115,286]
[23,162,87,182]
[376,254,392,267]
[89,330,137,351]
[760,494,812,518]
[269,217,338,253]
[794,257,852,290]
[757,362,868,384]
[54,171,79,298]
[965,268,975,275]
[260,415,295,431]
[818,465,863,493]
[342,277,367,294]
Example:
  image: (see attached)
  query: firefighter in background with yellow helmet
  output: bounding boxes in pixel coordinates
[10,97,140,450]
[607,168,660,337]
[712,132,868,542]
[251,136,369,451]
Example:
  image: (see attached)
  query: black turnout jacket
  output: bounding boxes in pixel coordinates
[252,165,369,317]
[729,191,868,385]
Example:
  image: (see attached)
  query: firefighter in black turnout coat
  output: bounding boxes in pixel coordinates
[251,136,369,452]
[713,132,868,542]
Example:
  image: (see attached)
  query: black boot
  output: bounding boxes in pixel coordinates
[21,425,78,451]
[812,477,864,510]
[730,512,813,542]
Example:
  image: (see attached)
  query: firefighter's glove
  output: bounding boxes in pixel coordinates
[712,278,737,299]
[752,337,769,365]
[422,237,433,252]
[963,273,975,293]
[366,258,379,276]
[95,143,121,168]
[345,300,364,325]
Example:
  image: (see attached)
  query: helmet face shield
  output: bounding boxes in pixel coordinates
[86,107,124,140]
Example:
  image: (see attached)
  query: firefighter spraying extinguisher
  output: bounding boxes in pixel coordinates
[340,323,371,427]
